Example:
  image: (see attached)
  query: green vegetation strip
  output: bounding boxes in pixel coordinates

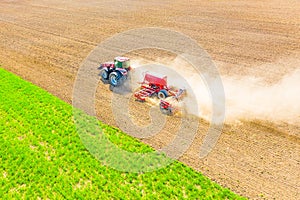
[0,68,244,199]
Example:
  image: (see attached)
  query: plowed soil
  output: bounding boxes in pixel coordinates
[0,0,299,199]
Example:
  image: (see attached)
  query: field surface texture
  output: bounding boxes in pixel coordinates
[0,0,299,199]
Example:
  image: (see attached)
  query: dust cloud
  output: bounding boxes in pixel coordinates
[130,57,300,124]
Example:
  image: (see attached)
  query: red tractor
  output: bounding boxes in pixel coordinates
[134,72,185,115]
[98,56,131,87]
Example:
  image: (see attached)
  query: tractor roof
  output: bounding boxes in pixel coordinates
[114,56,130,62]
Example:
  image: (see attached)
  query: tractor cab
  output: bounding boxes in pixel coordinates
[114,56,131,70]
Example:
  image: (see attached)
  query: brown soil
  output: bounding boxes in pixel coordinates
[0,0,299,199]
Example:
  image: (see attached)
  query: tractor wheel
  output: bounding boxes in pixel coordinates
[157,89,168,99]
[109,72,123,86]
[100,69,109,81]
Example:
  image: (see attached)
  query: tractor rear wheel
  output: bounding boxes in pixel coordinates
[109,72,123,86]
[157,89,168,99]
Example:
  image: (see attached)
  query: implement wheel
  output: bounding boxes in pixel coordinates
[158,89,168,99]
[159,102,172,116]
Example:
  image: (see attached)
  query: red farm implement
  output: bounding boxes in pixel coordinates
[159,88,185,115]
[134,72,185,115]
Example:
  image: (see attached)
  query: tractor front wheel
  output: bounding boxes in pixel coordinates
[100,69,109,81]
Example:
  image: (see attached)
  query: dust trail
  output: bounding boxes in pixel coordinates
[222,69,300,124]
[130,57,300,124]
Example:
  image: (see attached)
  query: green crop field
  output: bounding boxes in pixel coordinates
[0,68,244,199]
